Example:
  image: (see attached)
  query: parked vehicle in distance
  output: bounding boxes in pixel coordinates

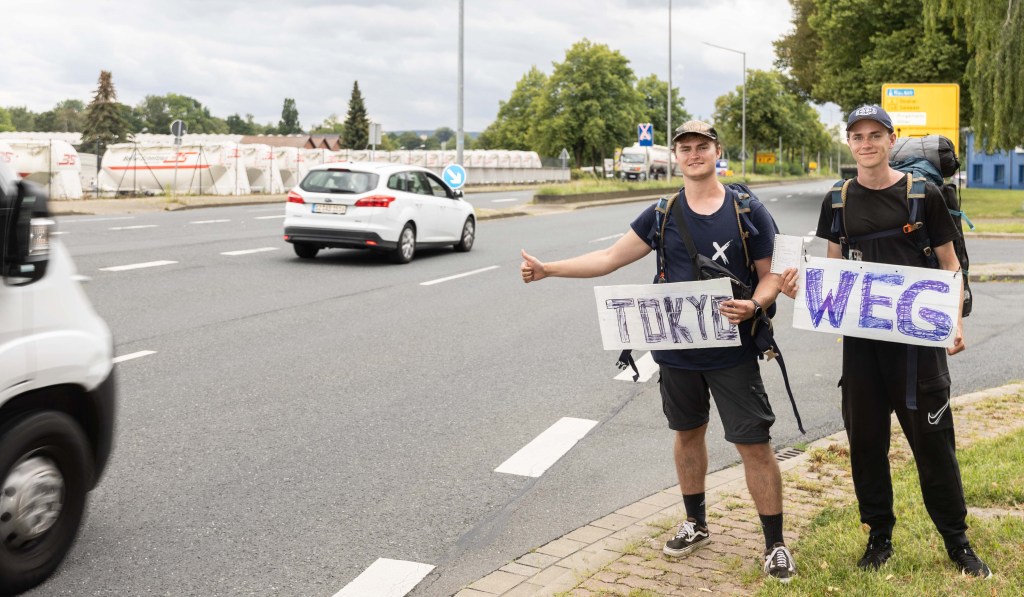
[618,144,677,181]
[716,159,733,176]
[0,161,115,594]
[283,163,476,263]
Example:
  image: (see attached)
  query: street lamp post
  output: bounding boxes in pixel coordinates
[702,42,746,178]
[456,0,465,167]
[667,0,672,181]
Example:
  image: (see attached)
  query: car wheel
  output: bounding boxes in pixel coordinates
[0,412,93,595]
[293,243,319,259]
[454,217,475,252]
[390,224,416,264]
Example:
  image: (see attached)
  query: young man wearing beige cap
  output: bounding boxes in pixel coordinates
[521,121,796,582]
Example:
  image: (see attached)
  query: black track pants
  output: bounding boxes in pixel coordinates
[840,336,968,547]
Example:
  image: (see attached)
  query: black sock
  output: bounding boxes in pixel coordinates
[682,492,707,527]
[759,513,784,550]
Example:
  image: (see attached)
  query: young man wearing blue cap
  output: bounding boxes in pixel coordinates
[782,104,991,578]
[521,120,797,582]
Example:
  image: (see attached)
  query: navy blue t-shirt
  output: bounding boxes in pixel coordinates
[629,186,776,371]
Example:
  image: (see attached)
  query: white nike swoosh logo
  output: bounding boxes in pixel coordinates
[927,399,951,425]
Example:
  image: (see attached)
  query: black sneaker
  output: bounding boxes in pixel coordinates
[663,518,710,557]
[948,544,992,578]
[763,542,796,582]
[857,535,894,570]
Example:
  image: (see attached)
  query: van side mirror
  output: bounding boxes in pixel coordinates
[2,180,52,285]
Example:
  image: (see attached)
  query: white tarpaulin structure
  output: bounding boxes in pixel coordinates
[273,147,304,189]
[2,139,83,199]
[99,142,250,196]
[240,144,285,194]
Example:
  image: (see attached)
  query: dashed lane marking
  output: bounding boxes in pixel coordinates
[490,198,519,203]
[99,260,178,272]
[221,247,279,256]
[57,216,135,224]
[590,233,625,243]
[769,197,778,202]
[333,558,435,597]
[190,219,231,224]
[110,224,158,231]
[113,350,156,364]
[495,417,599,477]
[614,351,659,382]
[254,215,286,220]
[420,265,499,286]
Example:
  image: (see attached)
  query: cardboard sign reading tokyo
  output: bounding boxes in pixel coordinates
[793,256,960,347]
[594,279,741,350]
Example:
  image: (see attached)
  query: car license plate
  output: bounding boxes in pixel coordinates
[313,204,347,214]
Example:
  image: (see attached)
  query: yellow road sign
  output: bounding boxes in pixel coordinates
[881,83,960,154]
[755,152,776,165]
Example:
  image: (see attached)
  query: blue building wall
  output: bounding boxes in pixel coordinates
[965,132,1024,189]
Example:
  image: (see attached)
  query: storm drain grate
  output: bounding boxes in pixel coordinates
[775,447,805,462]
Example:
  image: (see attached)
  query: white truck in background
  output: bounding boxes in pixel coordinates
[0,160,115,594]
[618,143,677,181]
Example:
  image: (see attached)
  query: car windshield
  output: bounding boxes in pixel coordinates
[301,170,379,194]
[620,153,645,163]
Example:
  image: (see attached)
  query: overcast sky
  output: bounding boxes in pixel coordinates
[1,0,819,136]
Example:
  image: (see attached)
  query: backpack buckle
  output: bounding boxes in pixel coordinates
[902,223,913,234]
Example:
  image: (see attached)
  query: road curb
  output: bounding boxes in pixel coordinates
[458,382,1024,596]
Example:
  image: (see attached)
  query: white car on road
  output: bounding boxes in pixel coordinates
[283,163,476,263]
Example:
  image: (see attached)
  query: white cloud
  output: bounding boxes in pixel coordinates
[0,0,797,135]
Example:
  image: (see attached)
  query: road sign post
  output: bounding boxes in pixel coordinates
[881,83,961,154]
[559,148,570,170]
[442,164,467,190]
[637,123,654,147]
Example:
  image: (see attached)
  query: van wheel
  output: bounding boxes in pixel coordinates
[454,218,475,252]
[0,413,93,595]
[390,224,416,264]
[293,243,319,259]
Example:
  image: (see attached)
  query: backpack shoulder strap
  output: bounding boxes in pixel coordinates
[731,191,754,270]
[830,179,852,253]
[654,193,679,282]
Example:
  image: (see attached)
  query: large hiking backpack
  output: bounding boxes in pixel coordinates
[830,134,973,317]
[616,183,805,433]
[830,134,972,411]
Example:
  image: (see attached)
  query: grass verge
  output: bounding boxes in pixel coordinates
[756,428,1024,596]
[959,188,1024,219]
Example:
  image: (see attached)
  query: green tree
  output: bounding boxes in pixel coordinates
[714,70,832,168]
[531,39,646,165]
[477,66,547,150]
[394,131,425,150]
[81,71,129,155]
[36,99,85,132]
[309,113,344,134]
[0,108,13,132]
[923,0,1023,151]
[774,0,968,115]
[278,98,302,134]
[342,82,370,148]
[6,106,37,131]
[433,126,456,145]
[132,94,228,134]
[635,74,691,146]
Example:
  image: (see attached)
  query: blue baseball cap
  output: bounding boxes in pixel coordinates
[847,104,894,133]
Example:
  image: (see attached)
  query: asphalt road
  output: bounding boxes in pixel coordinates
[29,180,1024,596]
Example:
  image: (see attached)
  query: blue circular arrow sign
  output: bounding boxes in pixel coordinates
[442,164,467,190]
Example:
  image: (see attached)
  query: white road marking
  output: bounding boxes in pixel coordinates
[100,260,178,272]
[786,194,794,198]
[614,351,659,382]
[491,198,519,203]
[420,265,499,286]
[254,215,286,220]
[113,350,156,364]
[247,206,285,212]
[190,219,231,224]
[807,230,816,235]
[221,247,279,256]
[590,233,625,243]
[58,216,136,224]
[769,197,778,202]
[51,231,68,235]
[333,558,435,597]
[110,224,158,231]
[495,417,599,477]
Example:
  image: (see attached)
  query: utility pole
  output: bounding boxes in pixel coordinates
[667,0,672,181]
